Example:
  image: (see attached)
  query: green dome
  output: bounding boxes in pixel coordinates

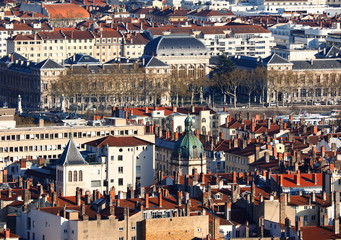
[174,114,204,159]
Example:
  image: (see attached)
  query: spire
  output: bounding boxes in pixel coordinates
[185,113,192,133]
[56,138,88,166]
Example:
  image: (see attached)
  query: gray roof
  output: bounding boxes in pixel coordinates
[64,53,99,65]
[144,56,169,68]
[0,52,27,63]
[155,138,176,150]
[33,59,64,69]
[292,59,341,70]
[56,138,88,166]
[316,46,341,58]
[143,35,208,57]
[263,54,292,65]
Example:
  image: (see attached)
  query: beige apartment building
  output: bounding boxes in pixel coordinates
[93,30,123,62]
[7,29,124,64]
[0,118,153,168]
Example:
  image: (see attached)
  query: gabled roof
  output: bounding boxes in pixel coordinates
[56,138,88,166]
[33,59,64,70]
[0,52,27,63]
[144,56,169,68]
[263,53,292,65]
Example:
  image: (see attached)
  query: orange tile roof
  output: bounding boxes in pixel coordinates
[301,225,341,240]
[288,194,331,207]
[271,173,323,188]
[86,136,152,148]
[44,3,90,19]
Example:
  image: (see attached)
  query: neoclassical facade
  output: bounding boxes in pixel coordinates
[1,35,211,110]
[231,54,341,105]
[143,35,210,78]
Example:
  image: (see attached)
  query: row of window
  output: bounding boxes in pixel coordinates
[0,129,138,142]
[63,170,83,182]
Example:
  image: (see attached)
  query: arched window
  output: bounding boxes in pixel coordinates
[68,171,72,182]
[74,171,77,182]
[202,118,206,123]
[79,170,83,181]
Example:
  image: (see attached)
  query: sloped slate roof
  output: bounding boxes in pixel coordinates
[0,52,27,63]
[56,138,88,166]
[263,53,292,65]
[33,59,64,69]
[292,59,341,70]
[144,56,169,68]
[64,53,99,65]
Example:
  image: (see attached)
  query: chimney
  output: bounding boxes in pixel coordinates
[312,173,317,185]
[186,200,191,216]
[322,191,327,201]
[279,193,287,224]
[18,177,23,188]
[76,188,81,206]
[177,191,182,206]
[311,191,316,202]
[48,183,55,193]
[224,202,231,220]
[296,216,303,239]
[333,218,340,234]
[37,184,43,197]
[4,229,10,239]
[145,193,149,208]
[277,175,283,186]
[51,191,57,206]
[251,182,256,203]
[81,203,85,216]
[232,171,237,183]
[321,146,325,158]
[313,125,318,134]
[267,118,271,129]
[39,118,44,127]
[158,192,162,207]
[96,190,101,201]
[255,145,260,161]
[273,146,277,158]
[93,190,97,201]
[334,191,340,234]
[85,193,91,205]
[294,172,301,185]
[330,162,335,172]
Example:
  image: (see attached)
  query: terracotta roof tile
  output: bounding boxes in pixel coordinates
[86,136,152,148]
[44,3,90,19]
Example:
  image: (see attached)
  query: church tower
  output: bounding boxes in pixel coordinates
[55,137,89,196]
[171,114,206,175]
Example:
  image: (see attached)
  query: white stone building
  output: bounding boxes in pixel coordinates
[85,135,155,193]
[55,134,155,196]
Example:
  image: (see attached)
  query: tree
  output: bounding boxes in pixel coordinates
[211,68,246,108]
[242,70,258,107]
[210,55,241,107]
[253,67,267,106]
